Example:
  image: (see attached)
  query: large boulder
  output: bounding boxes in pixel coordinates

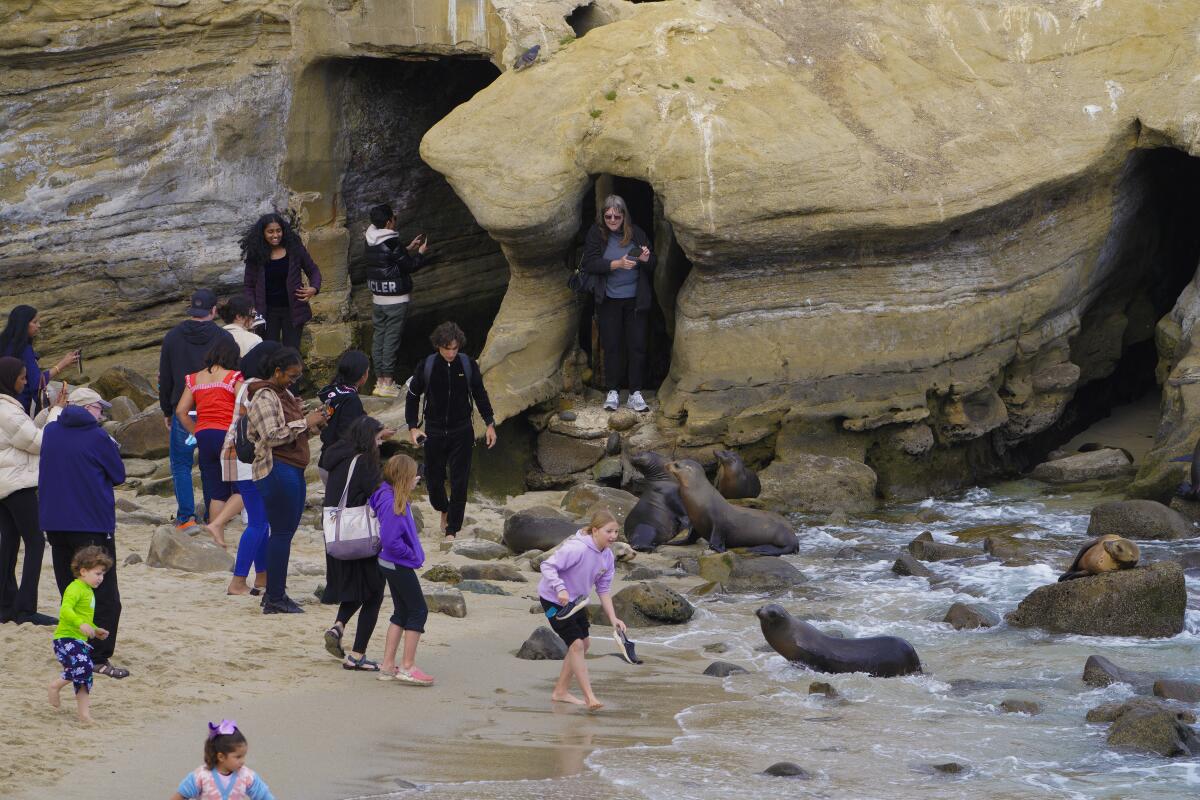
[560,483,639,523]
[943,602,1000,630]
[1005,562,1186,638]
[535,431,606,476]
[1087,500,1194,541]
[1096,699,1200,757]
[1030,449,1132,484]
[502,507,578,553]
[113,408,170,459]
[697,552,804,592]
[107,396,141,423]
[516,626,567,660]
[589,581,695,627]
[757,454,877,515]
[92,366,157,410]
[146,525,233,573]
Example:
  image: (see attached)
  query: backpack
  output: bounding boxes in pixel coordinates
[234,415,255,464]
[409,353,473,428]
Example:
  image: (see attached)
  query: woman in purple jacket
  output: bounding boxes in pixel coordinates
[239,214,322,349]
[538,510,627,710]
[371,453,432,686]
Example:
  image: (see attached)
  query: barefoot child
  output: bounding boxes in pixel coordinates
[538,510,627,710]
[48,545,112,722]
[372,454,434,686]
[171,720,274,800]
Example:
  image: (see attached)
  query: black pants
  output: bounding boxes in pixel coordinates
[380,562,428,632]
[264,306,302,349]
[47,532,121,665]
[336,591,384,654]
[0,488,43,621]
[597,297,647,391]
[424,425,474,535]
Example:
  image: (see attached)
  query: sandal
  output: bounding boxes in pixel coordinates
[324,625,345,659]
[343,654,380,671]
[94,663,130,679]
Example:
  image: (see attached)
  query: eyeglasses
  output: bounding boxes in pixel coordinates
[603,212,623,220]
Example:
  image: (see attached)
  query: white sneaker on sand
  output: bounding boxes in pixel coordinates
[627,391,649,412]
[603,390,619,411]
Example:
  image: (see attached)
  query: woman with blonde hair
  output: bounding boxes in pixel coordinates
[372,453,432,685]
[537,509,627,710]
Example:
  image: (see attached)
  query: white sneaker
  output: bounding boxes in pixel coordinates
[372,380,400,398]
[603,390,619,411]
[627,391,648,412]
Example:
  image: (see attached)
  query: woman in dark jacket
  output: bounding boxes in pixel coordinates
[0,305,80,415]
[39,386,128,677]
[321,415,387,671]
[316,350,370,486]
[580,194,656,414]
[240,213,322,349]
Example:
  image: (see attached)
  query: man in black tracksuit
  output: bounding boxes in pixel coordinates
[405,321,496,538]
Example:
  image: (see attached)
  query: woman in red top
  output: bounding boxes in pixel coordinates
[176,340,244,549]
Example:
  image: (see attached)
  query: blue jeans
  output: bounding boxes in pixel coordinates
[232,480,269,579]
[255,462,305,602]
[169,416,198,524]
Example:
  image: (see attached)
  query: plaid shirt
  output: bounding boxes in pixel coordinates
[245,386,308,481]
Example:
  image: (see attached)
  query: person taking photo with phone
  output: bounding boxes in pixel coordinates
[0,305,80,415]
[364,204,429,398]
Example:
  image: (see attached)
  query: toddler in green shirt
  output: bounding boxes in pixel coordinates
[48,545,113,723]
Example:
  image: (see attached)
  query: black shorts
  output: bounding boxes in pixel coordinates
[540,598,590,647]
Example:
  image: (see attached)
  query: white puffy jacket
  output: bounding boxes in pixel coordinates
[0,394,42,500]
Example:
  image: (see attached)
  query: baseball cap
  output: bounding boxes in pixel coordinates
[69,387,111,408]
[188,289,218,317]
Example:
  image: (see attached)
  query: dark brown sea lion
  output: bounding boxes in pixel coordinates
[1057,534,1139,582]
[714,449,761,500]
[667,459,798,555]
[756,604,922,678]
[625,452,690,552]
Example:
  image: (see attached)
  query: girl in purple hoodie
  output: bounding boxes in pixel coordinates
[371,454,432,686]
[538,510,627,710]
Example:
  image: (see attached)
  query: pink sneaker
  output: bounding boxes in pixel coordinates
[395,667,434,686]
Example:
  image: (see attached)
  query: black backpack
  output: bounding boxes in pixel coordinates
[234,415,256,464]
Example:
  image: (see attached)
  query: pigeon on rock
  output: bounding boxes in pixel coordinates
[513,44,540,71]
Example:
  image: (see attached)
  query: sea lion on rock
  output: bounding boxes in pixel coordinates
[625,452,690,552]
[756,604,922,678]
[1058,534,1139,582]
[668,459,798,555]
[714,449,761,499]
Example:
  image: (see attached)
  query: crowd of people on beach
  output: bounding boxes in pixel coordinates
[0,195,650,777]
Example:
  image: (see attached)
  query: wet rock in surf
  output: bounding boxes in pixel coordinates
[1100,700,1200,757]
[516,626,567,660]
[703,661,748,677]
[1005,562,1186,638]
[1088,698,1196,725]
[1087,499,1194,541]
[943,602,1000,630]
[761,762,811,779]
[892,552,934,578]
[590,581,695,627]
[999,699,1041,715]
[1030,449,1132,484]
[1082,655,1158,692]
[697,552,805,592]
[1154,680,1200,703]
[907,532,980,562]
[809,681,838,698]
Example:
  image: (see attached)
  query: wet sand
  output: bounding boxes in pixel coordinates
[1,487,713,799]
[1062,393,1160,462]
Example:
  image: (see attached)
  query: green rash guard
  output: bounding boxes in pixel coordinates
[53,579,96,642]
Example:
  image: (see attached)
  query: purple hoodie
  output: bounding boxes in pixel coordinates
[370,482,424,568]
[538,531,616,604]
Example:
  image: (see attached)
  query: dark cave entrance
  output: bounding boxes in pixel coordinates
[573,175,692,393]
[334,57,506,383]
[1017,147,1200,466]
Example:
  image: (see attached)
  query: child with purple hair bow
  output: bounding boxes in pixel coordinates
[170,720,274,800]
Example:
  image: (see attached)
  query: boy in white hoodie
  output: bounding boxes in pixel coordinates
[364,204,429,397]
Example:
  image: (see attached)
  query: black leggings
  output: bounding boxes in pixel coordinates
[47,532,121,665]
[264,306,302,349]
[0,488,43,620]
[336,589,384,654]
[381,562,428,632]
[424,426,474,535]
[597,296,648,391]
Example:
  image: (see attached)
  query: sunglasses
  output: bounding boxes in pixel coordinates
[603,212,623,220]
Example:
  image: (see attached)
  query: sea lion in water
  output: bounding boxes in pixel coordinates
[625,452,690,552]
[714,449,761,500]
[756,603,922,678]
[667,459,799,555]
[1057,534,1139,582]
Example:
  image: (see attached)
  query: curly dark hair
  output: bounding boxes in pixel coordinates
[239,213,302,269]
[429,321,466,350]
[71,545,113,576]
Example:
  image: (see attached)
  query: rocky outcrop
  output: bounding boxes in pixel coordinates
[1087,500,1194,541]
[697,552,805,593]
[757,454,877,515]
[1006,563,1186,638]
[113,409,170,459]
[92,367,157,411]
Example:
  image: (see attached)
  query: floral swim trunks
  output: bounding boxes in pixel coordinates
[53,638,94,693]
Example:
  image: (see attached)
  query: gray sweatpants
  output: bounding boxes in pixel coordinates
[371,300,409,379]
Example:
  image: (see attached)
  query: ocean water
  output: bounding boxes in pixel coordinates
[363,482,1200,800]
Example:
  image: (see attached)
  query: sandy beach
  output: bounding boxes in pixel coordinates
[0,483,714,799]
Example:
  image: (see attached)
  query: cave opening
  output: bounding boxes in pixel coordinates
[1018,146,1200,466]
[334,56,507,385]
[573,175,691,395]
[565,3,608,39]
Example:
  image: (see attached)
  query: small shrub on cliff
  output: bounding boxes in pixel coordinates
[589,109,602,119]
[605,90,617,101]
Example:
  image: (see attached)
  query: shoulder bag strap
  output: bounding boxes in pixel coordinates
[339,455,359,513]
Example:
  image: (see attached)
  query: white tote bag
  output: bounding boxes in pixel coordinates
[323,456,381,560]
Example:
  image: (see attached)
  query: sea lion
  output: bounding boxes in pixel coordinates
[667,459,799,555]
[625,452,690,552]
[714,449,761,500]
[756,604,922,678]
[1057,534,1139,582]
